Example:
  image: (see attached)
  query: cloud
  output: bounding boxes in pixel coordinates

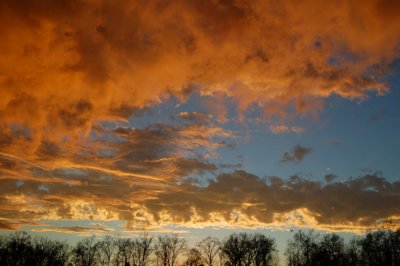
[268,125,289,134]
[0,219,42,230]
[269,125,305,134]
[0,117,234,228]
[281,145,313,164]
[0,153,399,232]
[0,0,399,152]
[175,112,212,122]
[32,226,115,236]
[141,171,400,231]
[0,0,400,235]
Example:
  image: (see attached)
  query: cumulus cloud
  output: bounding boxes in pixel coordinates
[281,145,313,164]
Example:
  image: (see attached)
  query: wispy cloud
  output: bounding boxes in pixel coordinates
[32,226,115,236]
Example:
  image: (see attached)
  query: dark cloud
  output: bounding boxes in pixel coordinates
[35,140,62,160]
[109,121,233,179]
[0,220,41,230]
[143,171,400,229]
[0,149,399,231]
[281,145,313,164]
[219,163,243,169]
[173,158,217,177]
[0,117,233,227]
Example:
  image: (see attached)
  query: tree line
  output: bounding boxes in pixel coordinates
[0,229,398,266]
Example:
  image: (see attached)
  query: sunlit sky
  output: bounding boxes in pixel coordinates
[0,0,399,256]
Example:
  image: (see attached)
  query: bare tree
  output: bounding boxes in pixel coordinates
[221,233,276,266]
[252,234,276,266]
[5,231,33,266]
[155,234,187,266]
[221,233,250,266]
[343,239,361,266]
[216,248,227,266]
[285,230,357,266]
[285,230,319,266]
[71,236,99,266]
[114,238,134,266]
[197,236,220,266]
[133,234,153,266]
[359,230,400,266]
[184,248,203,266]
[0,232,71,266]
[96,235,116,266]
[315,233,346,266]
[32,237,70,266]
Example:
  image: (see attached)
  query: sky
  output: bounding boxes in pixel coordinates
[0,0,400,255]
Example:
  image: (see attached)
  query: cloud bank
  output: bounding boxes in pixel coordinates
[1,148,399,232]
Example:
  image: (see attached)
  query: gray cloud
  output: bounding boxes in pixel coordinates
[281,145,313,164]
[143,171,400,228]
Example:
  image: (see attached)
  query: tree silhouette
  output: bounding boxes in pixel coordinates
[251,234,276,266]
[31,236,70,266]
[0,229,398,265]
[71,236,99,266]
[0,231,70,266]
[221,233,249,266]
[114,238,134,266]
[285,229,400,266]
[221,233,276,266]
[197,236,220,266]
[314,233,346,266]
[96,236,116,266]
[359,230,400,266]
[133,234,153,266]
[184,248,203,266]
[155,234,187,266]
[285,230,319,266]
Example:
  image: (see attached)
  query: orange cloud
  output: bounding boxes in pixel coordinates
[0,0,399,151]
[32,226,115,236]
[268,125,305,134]
[1,0,400,234]
[140,171,400,232]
